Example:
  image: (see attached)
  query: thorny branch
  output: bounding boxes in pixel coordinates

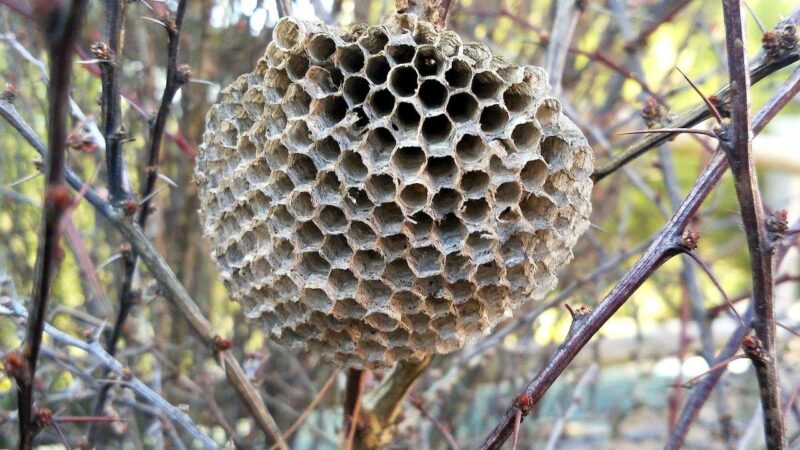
[478,29,800,449]
[0,100,289,449]
[13,1,88,448]
[719,1,784,446]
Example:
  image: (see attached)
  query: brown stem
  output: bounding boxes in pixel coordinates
[719,1,785,447]
[354,355,433,449]
[15,1,89,448]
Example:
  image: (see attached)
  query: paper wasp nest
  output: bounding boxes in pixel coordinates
[196,14,593,368]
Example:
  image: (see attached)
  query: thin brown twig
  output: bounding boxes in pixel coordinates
[14,2,88,448]
[269,370,339,450]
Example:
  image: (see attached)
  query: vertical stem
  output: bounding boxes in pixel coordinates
[720,1,785,447]
[16,2,88,448]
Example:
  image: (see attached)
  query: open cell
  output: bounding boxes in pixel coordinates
[391,146,426,179]
[269,171,295,198]
[359,27,389,54]
[337,44,366,73]
[434,213,467,254]
[391,102,421,131]
[299,251,330,283]
[455,134,486,164]
[413,45,445,76]
[338,151,368,184]
[308,34,337,62]
[287,153,317,187]
[445,59,472,88]
[352,249,385,279]
[282,84,312,118]
[372,202,404,235]
[316,95,348,127]
[365,174,396,203]
[328,269,358,300]
[343,76,370,106]
[541,136,569,169]
[404,211,433,244]
[431,188,462,218]
[503,83,533,112]
[459,170,490,198]
[388,65,419,98]
[343,187,374,219]
[367,89,395,117]
[471,71,504,99]
[284,120,313,150]
[520,159,548,191]
[461,198,490,223]
[390,290,422,315]
[363,127,396,166]
[317,205,348,234]
[296,220,324,251]
[366,54,391,84]
[421,115,453,144]
[409,246,443,277]
[347,220,378,250]
[378,234,409,260]
[511,122,540,150]
[425,155,458,188]
[520,194,558,224]
[286,54,309,81]
[399,183,428,211]
[320,234,353,267]
[447,92,479,123]
[288,191,315,220]
[494,181,522,205]
[479,104,509,134]
[419,79,448,109]
[309,136,340,168]
[387,44,415,64]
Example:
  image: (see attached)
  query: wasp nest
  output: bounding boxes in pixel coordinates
[195,13,593,368]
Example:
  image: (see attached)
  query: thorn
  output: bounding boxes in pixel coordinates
[743,0,766,34]
[675,67,724,124]
[141,16,168,27]
[617,128,718,138]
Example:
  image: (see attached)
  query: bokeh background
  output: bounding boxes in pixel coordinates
[1,0,799,448]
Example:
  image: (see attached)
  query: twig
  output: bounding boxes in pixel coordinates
[14,2,88,448]
[0,100,289,449]
[543,363,598,450]
[269,369,339,450]
[343,368,367,449]
[408,392,460,450]
[592,8,800,181]
[719,1,785,447]
[0,299,216,448]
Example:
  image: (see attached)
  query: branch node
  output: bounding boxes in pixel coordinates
[680,230,700,251]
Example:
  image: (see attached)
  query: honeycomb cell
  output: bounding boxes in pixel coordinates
[197,13,593,369]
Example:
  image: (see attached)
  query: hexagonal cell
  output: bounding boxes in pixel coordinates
[366,54,390,84]
[305,66,339,95]
[337,44,366,74]
[378,233,409,260]
[536,98,560,128]
[494,181,522,206]
[372,202,404,235]
[421,115,453,145]
[350,106,369,132]
[398,183,428,212]
[471,70,504,100]
[474,260,502,287]
[391,145,426,180]
[500,234,527,267]
[386,44,415,64]
[359,27,389,54]
[269,171,295,198]
[413,45,445,76]
[461,198,490,224]
[402,312,430,333]
[331,296,366,319]
[479,104,509,134]
[363,127,396,166]
[269,237,295,272]
[287,153,318,188]
[367,89,395,117]
[347,220,379,251]
[320,234,353,267]
[446,92,479,123]
[328,268,358,299]
[343,187,374,220]
[519,194,558,225]
[541,136,569,170]
[308,33,337,62]
[419,79,448,110]
[343,76,370,106]
[424,155,458,190]
[388,65,419,98]
[352,249,386,280]
[365,311,400,332]
[455,296,483,322]
[296,220,324,251]
[443,253,470,282]
[455,134,486,165]
[338,151,368,184]
[246,159,271,186]
[357,280,392,308]
[431,188,462,219]
[284,119,313,150]
[445,58,472,89]
[313,170,343,205]
[503,83,533,113]
[434,213,467,254]
[286,54,309,81]
[390,290,422,315]
[423,296,453,318]
[459,170,490,198]
[288,191,315,220]
[383,259,415,290]
[365,174,396,204]
[413,274,446,299]
[314,95,348,127]
[520,158,548,192]
[391,102,421,132]
[408,246,442,277]
[273,17,305,52]
[445,279,475,304]
[465,232,495,264]
[317,205,348,234]
[308,136,340,169]
[282,84,312,118]
[264,104,288,137]
[301,288,334,313]
[299,251,330,285]
[511,121,541,151]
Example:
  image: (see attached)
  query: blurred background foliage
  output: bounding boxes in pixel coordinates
[1,0,799,448]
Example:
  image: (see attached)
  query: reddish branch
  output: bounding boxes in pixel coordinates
[13,1,89,448]
[719,1,785,446]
